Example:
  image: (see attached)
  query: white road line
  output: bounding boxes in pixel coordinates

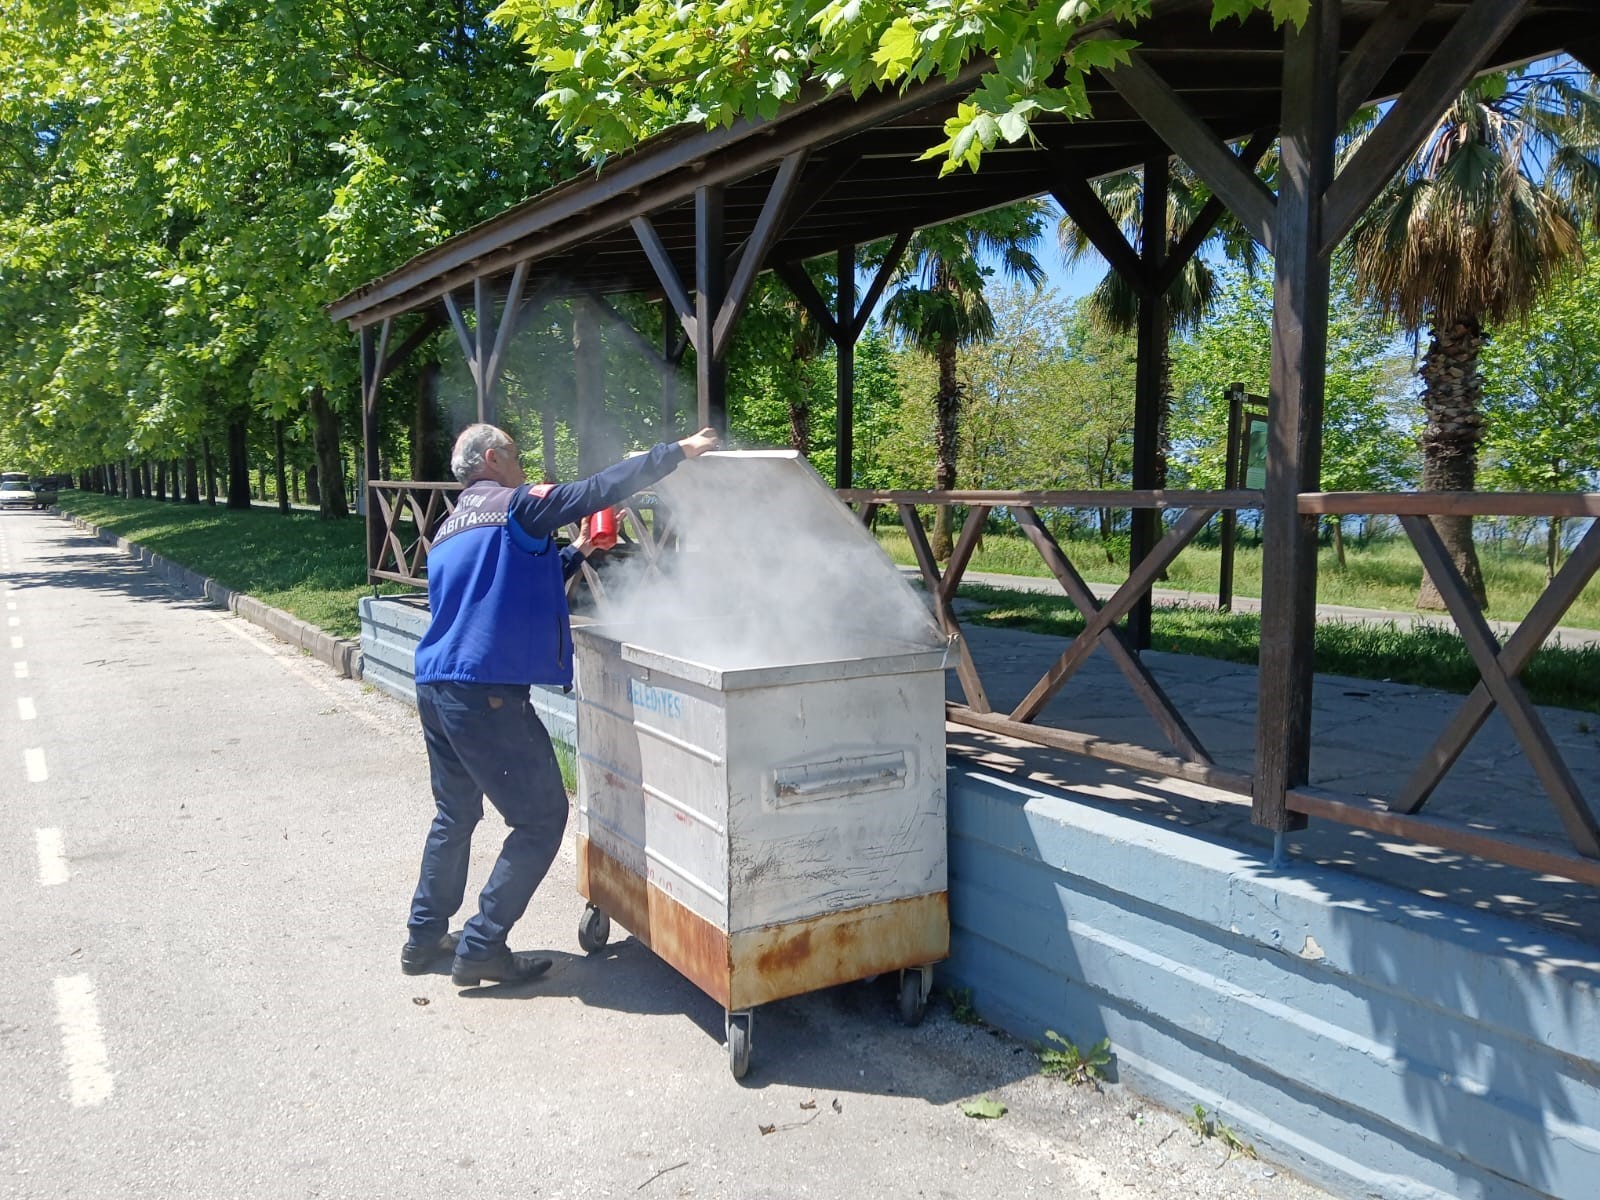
[36,828,68,885]
[18,696,36,720]
[5,601,15,610]
[6,616,17,627]
[52,975,113,1107]
[8,635,20,648]
[13,660,28,678]
[25,747,48,781]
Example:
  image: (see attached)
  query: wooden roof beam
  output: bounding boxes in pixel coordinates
[1046,146,1150,296]
[1322,0,1532,256]
[714,149,809,359]
[1337,0,1440,124]
[1156,127,1276,293]
[1100,46,1278,252]
[631,215,699,347]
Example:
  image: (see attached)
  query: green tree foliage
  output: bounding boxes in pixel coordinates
[491,0,1303,177]
[1480,246,1600,578]
[0,1,579,507]
[1347,67,1600,606]
[1169,265,1416,509]
[875,204,1046,557]
[1057,157,1267,489]
[891,283,1137,541]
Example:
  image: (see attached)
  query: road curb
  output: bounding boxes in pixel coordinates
[54,509,363,680]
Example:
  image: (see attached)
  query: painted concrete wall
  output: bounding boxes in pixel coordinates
[358,595,576,745]
[944,770,1600,1200]
[358,597,1600,1200]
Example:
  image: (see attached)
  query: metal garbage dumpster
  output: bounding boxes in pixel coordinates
[571,451,950,1078]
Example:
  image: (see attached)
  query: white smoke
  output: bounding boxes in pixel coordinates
[589,451,947,671]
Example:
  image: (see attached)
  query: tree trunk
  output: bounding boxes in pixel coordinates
[226,414,252,510]
[306,463,321,506]
[256,466,267,501]
[1332,517,1346,569]
[1547,516,1564,583]
[130,462,144,499]
[787,396,811,456]
[155,461,167,501]
[274,420,290,515]
[184,456,199,504]
[1416,318,1488,610]
[307,385,349,519]
[202,437,216,505]
[931,336,960,561]
[120,459,130,499]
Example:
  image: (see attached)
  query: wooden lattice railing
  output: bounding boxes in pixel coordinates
[368,478,1600,885]
[837,488,1263,795]
[368,481,461,586]
[834,487,1600,887]
[366,480,666,602]
[1286,492,1600,885]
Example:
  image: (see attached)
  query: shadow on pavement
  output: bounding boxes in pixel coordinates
[455,937,1036,1100]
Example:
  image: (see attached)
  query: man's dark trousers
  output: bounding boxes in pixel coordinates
[409,680,568,960]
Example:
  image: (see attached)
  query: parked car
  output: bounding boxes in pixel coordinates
[0,479,44,509]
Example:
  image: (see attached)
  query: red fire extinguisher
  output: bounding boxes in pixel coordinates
[588,506,619,552]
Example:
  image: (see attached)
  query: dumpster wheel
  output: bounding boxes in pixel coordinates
[578,904,611,954]
[897,966,932,1027]
[726,1011,753,1080]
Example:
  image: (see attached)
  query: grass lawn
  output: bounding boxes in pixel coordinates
[875,526,1600,630]
[960,584,1600,715]
[51,493,1600,713]
[55,493,408,640]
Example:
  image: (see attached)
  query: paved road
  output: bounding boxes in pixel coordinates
[0,511,1328,1200]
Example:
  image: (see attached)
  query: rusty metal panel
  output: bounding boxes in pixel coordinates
[729,893,949,1010]
[579,835,732,1008]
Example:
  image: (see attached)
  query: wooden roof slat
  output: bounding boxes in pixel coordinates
[329,0,1591,327]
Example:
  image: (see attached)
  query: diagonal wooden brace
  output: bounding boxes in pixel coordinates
[1013,507,1211,763]
[1321,0,1532,256]
[1399,515,1600,857]
[899,503,991,713]
[1398,519,1600,815]
[1100,51,1277,253]
[1011,507,1216,724]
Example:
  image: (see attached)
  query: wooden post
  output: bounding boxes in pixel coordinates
[836,244,856,489]
[361,324,384,577]
[1219,383,1244,612]
[1129,153,1170,652]
[662,305,680,433]
[1253,0,1340,834]
[695,184,727,433]
[473,276,491,424]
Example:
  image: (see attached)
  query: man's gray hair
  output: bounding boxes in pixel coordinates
[451,423,513,483]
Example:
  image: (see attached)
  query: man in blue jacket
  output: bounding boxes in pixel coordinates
[403,421,718,985]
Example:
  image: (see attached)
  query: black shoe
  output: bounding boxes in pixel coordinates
[450,949,553,986]
[400,931,459,975]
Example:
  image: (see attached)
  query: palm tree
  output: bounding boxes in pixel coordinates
[1057,158,1264,492]
[875,204,1047,559]
[1348,66,1600,610]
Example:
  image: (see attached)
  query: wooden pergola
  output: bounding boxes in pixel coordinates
[329,0,1600,885]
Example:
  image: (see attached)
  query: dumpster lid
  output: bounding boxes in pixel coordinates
[601,450,946,670]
